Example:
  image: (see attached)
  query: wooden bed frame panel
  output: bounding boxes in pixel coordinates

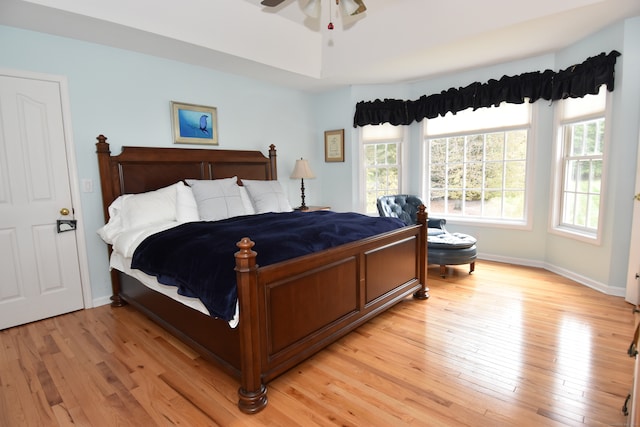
[95,134,428,414]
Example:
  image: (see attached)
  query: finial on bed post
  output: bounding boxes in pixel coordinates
[268,144,277,180]
[234,237,268,413]
[414,204,429,300]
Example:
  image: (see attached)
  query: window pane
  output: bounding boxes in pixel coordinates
[431,138,446,159]
[484,162,503,190]
[590,160,602,194]
[596,121,605,154]
[563,192,575,224]
[387,144,397,164]
[574,194,588,227]
[430,164,446,189]
[467,135,484,162]
[366,169,376,190]
[485,133,504,161]
[588,195,600,229]
[388,167,399,190]
[430,190,445,215]
[504,191,525,219]
[483,191,502,218]
[448,164,463,188]
[364,145,375,166]
[577,161,591,193]
[505,161,526,189]
[375,144,387,165]
[506,131,527,160]
[376,168,388,187]
[585,122,598,155]
[565,160,577,192]
[571,125,584,156]
[465,163,483,189]
[449,138,464,163]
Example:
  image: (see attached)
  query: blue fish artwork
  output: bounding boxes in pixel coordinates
[178,109,214,139]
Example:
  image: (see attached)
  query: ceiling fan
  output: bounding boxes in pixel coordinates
[260,0,367,16]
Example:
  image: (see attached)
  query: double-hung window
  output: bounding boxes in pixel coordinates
[423,102,532,224]
[362,124,404,214]
[551,86,607,242]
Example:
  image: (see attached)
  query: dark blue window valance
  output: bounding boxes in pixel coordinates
[353,50,621,127]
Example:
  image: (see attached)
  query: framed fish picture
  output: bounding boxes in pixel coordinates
[171,101,218,145]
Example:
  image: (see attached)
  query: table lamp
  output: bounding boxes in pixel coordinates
[290,158,315,210]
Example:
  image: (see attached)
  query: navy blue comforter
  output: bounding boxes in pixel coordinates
[131,211,405,321]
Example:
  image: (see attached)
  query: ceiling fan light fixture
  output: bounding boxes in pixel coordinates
[339,0,359,15]
[340,0,366,16]
[303,0,321,18]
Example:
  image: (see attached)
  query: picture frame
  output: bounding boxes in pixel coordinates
[324,129,345,162]
[171,101,218,145]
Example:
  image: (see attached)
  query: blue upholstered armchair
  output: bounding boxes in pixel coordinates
[376,194,447,234]
[376,194,477,278]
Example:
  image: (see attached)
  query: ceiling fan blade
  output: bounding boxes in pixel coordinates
[260,0,286,6]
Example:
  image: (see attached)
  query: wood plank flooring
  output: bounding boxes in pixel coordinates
[0,261,636,426]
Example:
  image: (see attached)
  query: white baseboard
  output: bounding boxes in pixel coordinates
[477,253,626,298]
[92,295,113,308]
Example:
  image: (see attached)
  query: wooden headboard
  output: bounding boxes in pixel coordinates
[95,134,278,224]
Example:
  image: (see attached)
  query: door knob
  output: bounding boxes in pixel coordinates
[60,208,70,216]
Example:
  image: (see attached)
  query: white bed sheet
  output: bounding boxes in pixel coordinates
[109,250,240,328]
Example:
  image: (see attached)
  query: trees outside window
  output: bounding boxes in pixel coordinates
[424,102,531,223]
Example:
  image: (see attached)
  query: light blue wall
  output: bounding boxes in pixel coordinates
[2,15,639,304]
[0,25,320,304]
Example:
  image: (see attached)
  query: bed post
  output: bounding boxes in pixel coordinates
[95,135,125,307]
[234,237,268,413]
[268,144,277,180]
[414,204,429,300]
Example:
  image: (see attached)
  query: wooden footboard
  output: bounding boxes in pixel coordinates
[235,214,428,413]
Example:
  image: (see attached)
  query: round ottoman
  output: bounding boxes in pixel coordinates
[427,232,477,277]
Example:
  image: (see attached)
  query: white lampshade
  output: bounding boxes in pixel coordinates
[340,0,366,16]
[302,0,320,18]
[290,158,315,179]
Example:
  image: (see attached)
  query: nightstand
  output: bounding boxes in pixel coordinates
[295,206,331,212]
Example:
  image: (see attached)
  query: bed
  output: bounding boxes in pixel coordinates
[95,134,429,413]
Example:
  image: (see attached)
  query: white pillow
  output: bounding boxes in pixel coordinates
[186,177,246,221]
[96,194,130,244]
[242,179,293,214]
[176,182,200,222]
[121,182,180,230]
[239,186,256,215]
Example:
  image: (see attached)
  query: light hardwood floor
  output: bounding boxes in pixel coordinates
[0,261,636,426]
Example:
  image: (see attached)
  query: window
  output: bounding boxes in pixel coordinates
[424,102,532,223]
[551,86,607,241]
[362,124,404,214]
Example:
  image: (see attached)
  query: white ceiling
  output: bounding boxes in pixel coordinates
[2,0,639,92]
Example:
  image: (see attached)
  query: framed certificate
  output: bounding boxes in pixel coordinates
[324,129,344,162]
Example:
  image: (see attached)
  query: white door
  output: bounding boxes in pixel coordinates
[0,74,85,329]
[626,128,640,305]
